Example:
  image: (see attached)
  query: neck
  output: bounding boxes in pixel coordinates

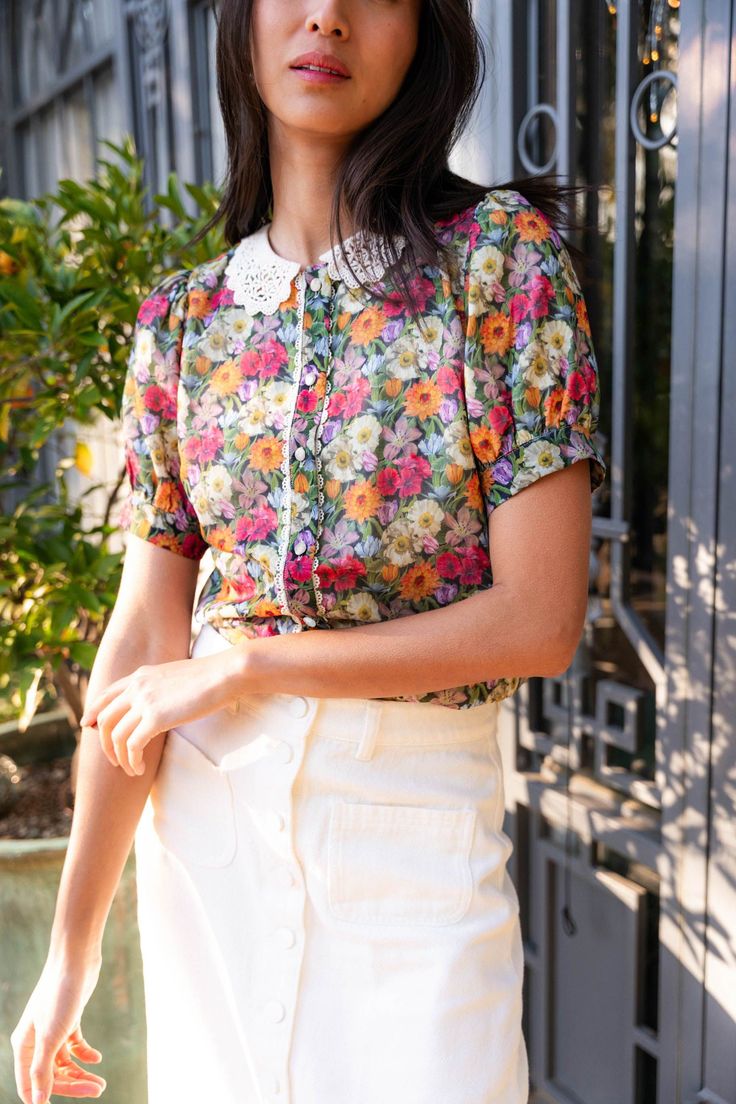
[266,121,356,267]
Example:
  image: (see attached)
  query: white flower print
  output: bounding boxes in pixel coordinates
[518,339,561,390]
[380,521,416,567]
[344,592,381,622]
[321,435,359,482]
[443,421,477,469]
[344,413,381,453]
[538,318,573,359]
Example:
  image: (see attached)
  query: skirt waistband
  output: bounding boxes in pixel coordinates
[191,620,500,756]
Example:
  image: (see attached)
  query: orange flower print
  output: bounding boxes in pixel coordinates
[209,525,237,552]
[399,561,441,601]
[188,289,211,319]
[479,310,515,357]
[514,208,552,245]
[466,470,485,512]
[525,386,541,408]
[576,296,592,336]
[544,387,565,427]
[405,379,442,420]
[153,480,181,512]
[344,480,382,522]
[469,422,502,464]
[250,437,284,472]
[352,306,386,346]
[211,359,243,396]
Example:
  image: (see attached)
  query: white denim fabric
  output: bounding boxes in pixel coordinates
[133,621,530,1104]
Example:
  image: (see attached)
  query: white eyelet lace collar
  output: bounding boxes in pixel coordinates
[223,220,407,314]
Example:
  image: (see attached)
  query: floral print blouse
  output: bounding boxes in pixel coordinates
[119,187,607,709]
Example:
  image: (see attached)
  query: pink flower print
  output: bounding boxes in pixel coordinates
[137,295,171,325]
[331,556,367,592]
[342,376,371,418]
[182,426,224,465]
[436,550,463,579]
[396,454,431,496]
[526,272,556,319]
[437,363,461,394]
[260,337,289,378]
[144,382,176,420]
[457,544,490,585]
[297,389,319,414]
[240,349,264,377]
[376,467,400,495]
[235,503,278,542]
[566,369,588,403]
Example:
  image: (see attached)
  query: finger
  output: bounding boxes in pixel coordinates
[29,1035,58,1104]
[46,1074,106,1098]
[110,712,146,777]
[67,1027,102,1063]
[96,703,133,769]
[11,1022,35,1104]
[80,675,132,726]
[52,1064,107,1092]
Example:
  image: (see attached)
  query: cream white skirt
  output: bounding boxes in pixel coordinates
[133,621,529,1104]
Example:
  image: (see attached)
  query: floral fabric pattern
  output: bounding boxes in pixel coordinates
[119,188,607,709]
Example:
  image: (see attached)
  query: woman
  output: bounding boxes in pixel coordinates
[11,0,606,1102]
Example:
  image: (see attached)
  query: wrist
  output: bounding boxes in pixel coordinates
[225,635,268,699]
[47,931,103,971]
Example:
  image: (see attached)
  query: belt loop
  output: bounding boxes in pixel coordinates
[354,700,382,761]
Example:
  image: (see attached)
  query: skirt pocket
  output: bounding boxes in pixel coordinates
[150,727,238,869]
[327,798,476,926]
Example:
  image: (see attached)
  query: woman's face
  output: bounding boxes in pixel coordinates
[250,0,422,141]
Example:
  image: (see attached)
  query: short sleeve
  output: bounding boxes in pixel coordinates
[462,189,607,515]
[118,270,209,560]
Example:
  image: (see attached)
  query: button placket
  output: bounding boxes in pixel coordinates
[251,708,313,1104]
[285,267,334,630]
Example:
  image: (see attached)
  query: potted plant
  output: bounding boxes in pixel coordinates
[0,137,223,1101]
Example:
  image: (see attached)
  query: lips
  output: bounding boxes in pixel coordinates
[289,51,351,78]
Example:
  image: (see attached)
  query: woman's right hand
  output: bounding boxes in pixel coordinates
[10,951,107,1104]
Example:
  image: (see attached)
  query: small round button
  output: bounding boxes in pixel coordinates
[309,277,321,291]
[294,445,306,461]
[303,615,317,628]
[303,369,317,385]
[290,697,309,718]
[265,1073,282,1094]
[263,999,286,1023]
[293,538,307,555]
[272,739,293,764]
[275,926,297,949]
[271,865,296,888]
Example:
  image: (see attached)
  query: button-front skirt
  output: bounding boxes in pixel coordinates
[133,621,529,1104]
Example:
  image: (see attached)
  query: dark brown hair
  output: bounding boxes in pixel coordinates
[187,0,596,328]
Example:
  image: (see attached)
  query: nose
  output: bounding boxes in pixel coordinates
[305,2,349,38]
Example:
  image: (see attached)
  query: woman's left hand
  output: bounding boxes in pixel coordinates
[78,652,240,777]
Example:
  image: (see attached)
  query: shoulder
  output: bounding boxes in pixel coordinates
[135,247,234,329]
[464,187,570,265]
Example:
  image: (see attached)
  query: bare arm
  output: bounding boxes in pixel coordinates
[47,538,202,965]
[224,460,595,702]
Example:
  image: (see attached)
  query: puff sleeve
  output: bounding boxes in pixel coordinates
[118,270,209,560]
[462,189,607,515]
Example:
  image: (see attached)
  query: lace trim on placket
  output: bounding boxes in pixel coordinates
[311,354,333,618]
[275,270,306,623]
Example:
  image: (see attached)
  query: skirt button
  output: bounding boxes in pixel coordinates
[263,999,286,1023]
[275,926,297,948]
[290,696,309,718]
[273,739,293,764]
[294,445,306,461]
